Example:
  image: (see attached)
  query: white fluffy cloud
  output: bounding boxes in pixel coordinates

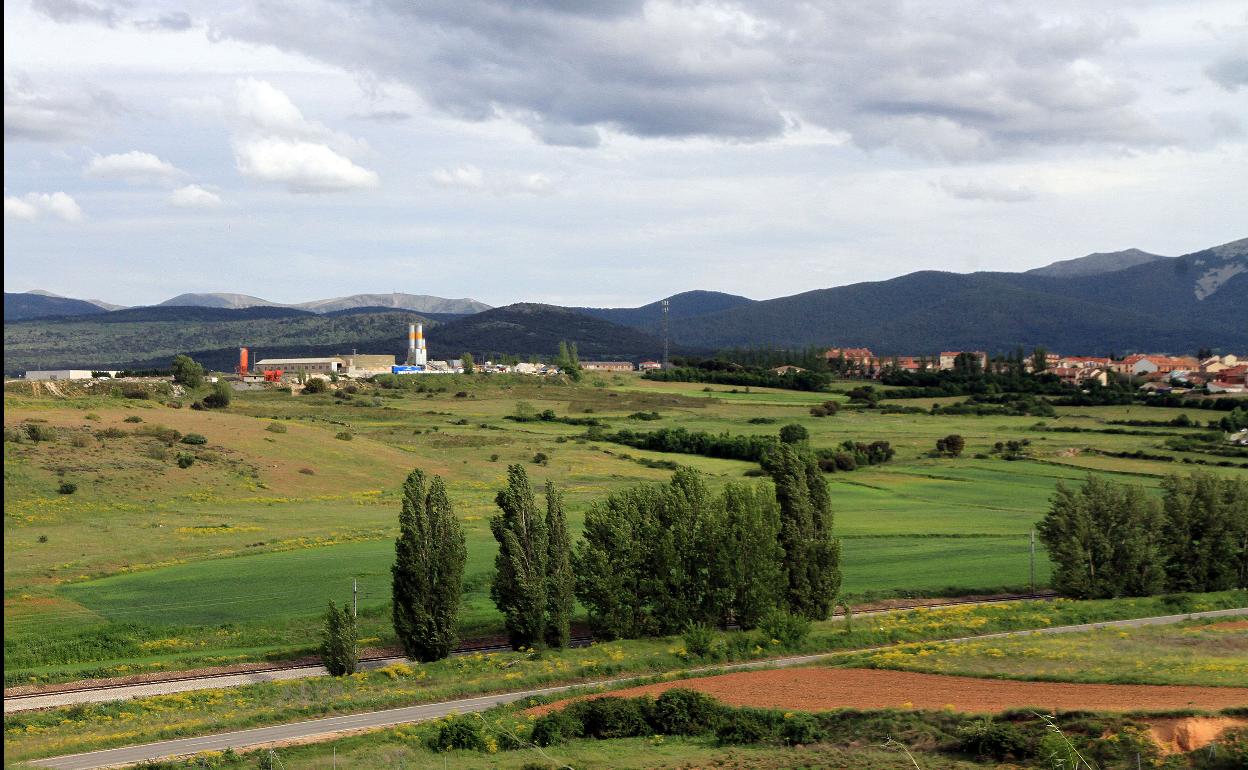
[170,184,223,208]
[234,137,378,193]
[85,150,185,184]
[4,191,83,222]
[230,79,377,193]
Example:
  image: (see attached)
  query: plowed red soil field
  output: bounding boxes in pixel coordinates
[533,668,1248,716]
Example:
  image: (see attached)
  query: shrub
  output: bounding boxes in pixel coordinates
[123,415,143,423]
[136,424,181,443]
[758,609,811,649]
[201,381,233,408]
[298,467,315,475]
[428,715,486,752]
[180,433,208,445]
[24,423,58,442]
[681,622,717,659]
[532,451,549,465]
[747,417,777,424]
[454,391,469,398]
[778,423,809,444]
[3,427,23,443]
[302,378,329,395]
[38,534,49,543]
[265,423,287,433]
[956,719,1029,759]
[530,710,584,746]
[809,401,840,418]
[335,431,353,441]
[716,708,779,745]
[567,697,653,739]
[489,453,500,462]
[85,413,102,421]
[176,453,195,468]
[935,434,965,457]
[70,433,92,448]
[57,482,78,495]
[653,689,724,735]
[780,712,824,746]
[144,445,169,461]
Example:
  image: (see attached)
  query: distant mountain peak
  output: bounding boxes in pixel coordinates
[1027,248,1168,278]
[158,293,281,309]
[295,293,491,315]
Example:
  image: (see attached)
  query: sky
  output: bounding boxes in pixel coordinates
[3,0,1246,308]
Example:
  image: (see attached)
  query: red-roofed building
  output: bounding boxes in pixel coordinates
[938,351,988,371]
[824,348,876,369]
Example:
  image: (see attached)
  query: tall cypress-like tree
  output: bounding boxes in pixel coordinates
[321,600,358,676]
[764,442,841,620]
[392,469,467,661]
[491,465,549,649]
[544,481,575,648]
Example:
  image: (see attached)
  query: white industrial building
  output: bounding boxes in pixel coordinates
[24,370,119,381]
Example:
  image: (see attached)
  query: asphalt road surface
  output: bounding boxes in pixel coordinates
[29,606,1248,770]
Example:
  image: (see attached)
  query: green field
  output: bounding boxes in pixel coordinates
[4,374,1245,682]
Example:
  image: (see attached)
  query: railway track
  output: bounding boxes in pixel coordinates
[4,593,1054,706]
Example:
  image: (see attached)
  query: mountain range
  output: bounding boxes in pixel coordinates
[4,238,1245,374]
[3,291,491,321]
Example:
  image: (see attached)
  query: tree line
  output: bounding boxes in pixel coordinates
[322,432,843,671]
[1038,472,1248,599]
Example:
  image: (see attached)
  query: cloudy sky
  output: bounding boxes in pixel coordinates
[4,0,1246,308]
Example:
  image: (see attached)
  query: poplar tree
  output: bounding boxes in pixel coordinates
[392,469,468,661]
[1037,476,1165,599]
[764,442,841,620]
[491,465,549,649]
[544,480,575,648]
[706,482,783,629]
[1160,473,1248,592]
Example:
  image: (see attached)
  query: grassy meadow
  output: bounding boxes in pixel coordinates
[853,615,1248,687]
[4,374,1246,684]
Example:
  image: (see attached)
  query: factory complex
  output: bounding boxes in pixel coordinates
[18,322,660,383]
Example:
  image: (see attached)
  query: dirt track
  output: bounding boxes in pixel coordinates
[534,668,1248,715]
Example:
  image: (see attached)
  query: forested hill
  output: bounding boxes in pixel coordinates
[656,239,1248,354]
[2,304,672,374]
[575,290,756,333]
[4,293,110,322]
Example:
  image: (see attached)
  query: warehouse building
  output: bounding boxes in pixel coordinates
[24,370,119,381]
[253,357,344,376]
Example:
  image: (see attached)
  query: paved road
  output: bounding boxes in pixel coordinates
[28,607,1248,770]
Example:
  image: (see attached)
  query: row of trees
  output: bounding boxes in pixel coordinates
[368,429,844,667]
[575,440,840,638]
[385,463,576,659]
[1037,472,1248,599]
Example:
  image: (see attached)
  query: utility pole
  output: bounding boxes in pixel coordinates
[1029,530,1036,594]
[353,578,358,618]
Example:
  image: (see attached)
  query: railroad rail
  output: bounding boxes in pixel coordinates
[5,592,1055,704]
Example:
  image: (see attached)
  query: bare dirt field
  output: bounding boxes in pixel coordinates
[534,668,1248,716]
